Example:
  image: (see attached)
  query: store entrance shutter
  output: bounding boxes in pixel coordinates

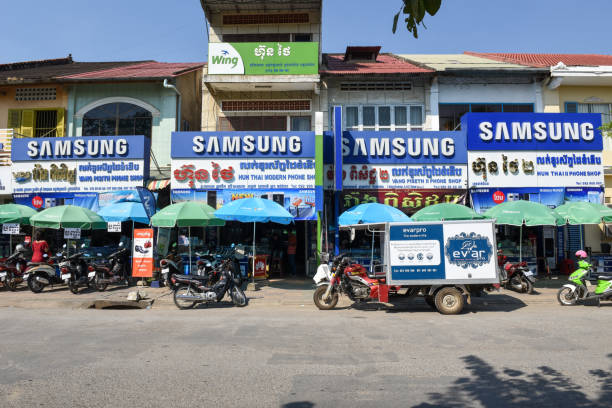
[567,225,584,254]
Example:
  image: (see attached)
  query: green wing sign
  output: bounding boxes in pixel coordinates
[208,42,319,75]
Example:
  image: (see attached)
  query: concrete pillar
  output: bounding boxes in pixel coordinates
[426,77,440,131]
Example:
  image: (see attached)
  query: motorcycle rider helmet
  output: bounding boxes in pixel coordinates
[575,250,588,259]
[15,244,24,252]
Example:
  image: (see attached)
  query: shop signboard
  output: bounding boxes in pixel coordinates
[132,228,154,278]
[386,220,498,284]
[464,113,604,189]
[325,131,468,190]
[207,42,319,75]
[2,223,19,235]
[10,136,150,193]
[341,189,467,216]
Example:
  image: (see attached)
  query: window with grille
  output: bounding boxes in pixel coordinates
[222,33,312,43]
[222,100,311,112]
[218,115,311,131]
[566,102,612,123]
[15,87,56,101]
[343,105,424,131]
[34,110,58,137]
[340,82,412,91]
[223,13,309,25]
[439,103,534,131]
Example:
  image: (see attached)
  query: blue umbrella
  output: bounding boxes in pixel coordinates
[339,203,410,226]
[98,201,149,224]
[215,198,293,287]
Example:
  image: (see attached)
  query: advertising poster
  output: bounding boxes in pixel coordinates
[387,221,497,284]
[208,42,319,75]
[470,187,604,214]
[0,129,13,194]
[341,189,467,216]
[11,136,150,194]
[132,228,154,278]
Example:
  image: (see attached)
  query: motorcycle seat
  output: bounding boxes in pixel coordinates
[597,275,612,281]
[174,274,209,281]
[94,264,110,271]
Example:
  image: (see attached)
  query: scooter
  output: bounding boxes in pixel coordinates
[60,246,95,294]
[91,242,131,291]
[25,253,64,293]
[160,245,183,289]
[172,258,247,309]
[0,245,29,291]
[558,251,612,305]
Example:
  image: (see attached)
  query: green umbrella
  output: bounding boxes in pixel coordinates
[150,202,225,227]
[150,202,225,272]
[0,204,37,225]
[484,200,561,262]
[30,205,107,230]
[553,202,612,225]
[412,203,485,222]
[484,200,560,227]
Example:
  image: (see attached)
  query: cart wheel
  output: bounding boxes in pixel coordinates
[434,287,464,315]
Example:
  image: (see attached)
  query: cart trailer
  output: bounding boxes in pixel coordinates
[376,219,499,314]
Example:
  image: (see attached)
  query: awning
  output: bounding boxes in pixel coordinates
[147,179,170,191]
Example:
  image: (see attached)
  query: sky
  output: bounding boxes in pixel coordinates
[1,0,611,64]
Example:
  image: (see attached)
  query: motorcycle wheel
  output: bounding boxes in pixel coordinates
[173,285,196,310]
[231,287,248,307]
[557,286,578,306]
[434,287,465,315]
[524,278,534,294]
[27,275,45,293]
[509,275,524,292]
[313,285,338,310]
[95,276,108,292]
[5,271,17,291]
[69,282,79,295]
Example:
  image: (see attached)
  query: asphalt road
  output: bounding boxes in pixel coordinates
[0,300,611,408]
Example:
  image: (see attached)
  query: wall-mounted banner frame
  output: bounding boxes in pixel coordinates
[208,42,319,75]
[64,228,81,240]
[2,223,19,235]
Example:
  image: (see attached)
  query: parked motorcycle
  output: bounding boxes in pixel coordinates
[91,242,131,291]
[497,250,535,294]
[60,246,95,294]
[26,252,64,293]
[0,245,28,291]
[160,244,183,289]
[313,253,397,310]
[172,258,247,309]
[558,250,612,305]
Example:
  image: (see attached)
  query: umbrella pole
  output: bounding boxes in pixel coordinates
[370,227,375,274]
[519,224,523,263]
[188,226,192,275]
[252,222,256,287]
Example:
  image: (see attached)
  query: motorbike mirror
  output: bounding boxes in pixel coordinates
[43,253,48,258]
[231,243,235,248]
[62,243,67,249]
[350,228,356,242]
[56,252,62,257]
[81,243,86,248]
[119,242,124,248]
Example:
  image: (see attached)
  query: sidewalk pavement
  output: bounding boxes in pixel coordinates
[0,277,565,311]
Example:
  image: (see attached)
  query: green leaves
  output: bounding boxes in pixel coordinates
[392,0,442,38]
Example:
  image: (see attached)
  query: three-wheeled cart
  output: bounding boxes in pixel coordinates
[340,219,501,314]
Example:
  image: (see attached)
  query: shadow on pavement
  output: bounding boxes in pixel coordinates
[266,278,314,291]
[412,353,612,408]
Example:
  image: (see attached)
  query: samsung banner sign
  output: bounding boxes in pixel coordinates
[11,136,150,193]
[463,113,603,151]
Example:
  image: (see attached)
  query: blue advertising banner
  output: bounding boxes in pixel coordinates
[136,187,157,220]
[389,223,445,280]
[463,113,603,151]
[342,131,467,164]
[171,131,315,159]
[171,188,316,221]
[470,187,604,214]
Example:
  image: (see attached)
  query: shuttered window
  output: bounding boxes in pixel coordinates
[6,108,64,138]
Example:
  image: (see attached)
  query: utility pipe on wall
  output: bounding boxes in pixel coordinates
[163,79,182,131]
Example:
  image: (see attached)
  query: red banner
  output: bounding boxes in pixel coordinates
[341,189,467,215]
